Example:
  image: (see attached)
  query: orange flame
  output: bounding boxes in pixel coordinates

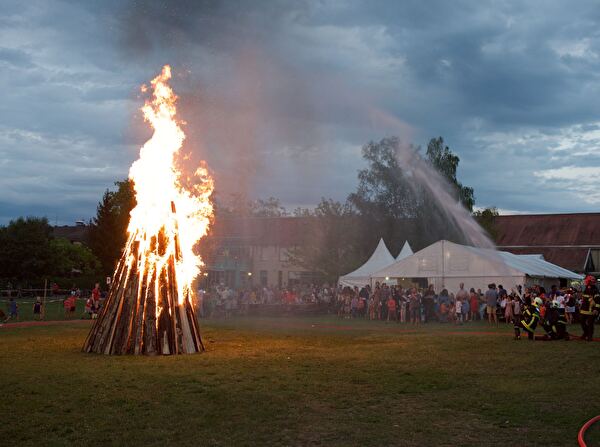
[127,65,214,305]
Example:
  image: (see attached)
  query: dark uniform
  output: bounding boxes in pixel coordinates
[542,306,569,340]
[580,285,599,341]
[514,301,540,340]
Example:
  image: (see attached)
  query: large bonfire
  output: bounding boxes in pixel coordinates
[84,65,214,355]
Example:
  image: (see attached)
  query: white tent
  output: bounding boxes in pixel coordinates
[371,240,583,293]
[396,241,413,261]
[338,238,395,288]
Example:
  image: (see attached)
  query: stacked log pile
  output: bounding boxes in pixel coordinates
[83,222,204,355]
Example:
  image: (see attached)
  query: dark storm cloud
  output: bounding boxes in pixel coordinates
[2,0,600,224]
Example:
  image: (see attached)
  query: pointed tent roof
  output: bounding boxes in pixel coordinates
[372,240,583,281]
[396,241,413,261]
[339,238,394,287]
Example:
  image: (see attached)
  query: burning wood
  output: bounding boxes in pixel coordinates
[83,66,214,355]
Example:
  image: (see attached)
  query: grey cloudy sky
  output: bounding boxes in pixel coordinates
[1,0,600,224]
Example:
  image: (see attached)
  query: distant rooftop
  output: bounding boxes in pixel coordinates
[53,225,89,243]
[495,213,600,272]
[495,213,600,247]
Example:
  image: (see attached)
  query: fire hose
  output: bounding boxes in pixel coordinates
[578,415,600,447]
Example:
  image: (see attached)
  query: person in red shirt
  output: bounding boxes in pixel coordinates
[63,295,72,319]
[469,288,479,321]
[289,290,297,304]
[69,293,77,316]
[92,283,101,311]
[386,297,397,322]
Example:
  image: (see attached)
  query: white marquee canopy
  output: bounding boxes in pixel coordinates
[338,238,394,288]
[396,241,413,261]
[371,240,583,293]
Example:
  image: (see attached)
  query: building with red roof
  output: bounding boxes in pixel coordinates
[495,213,600,275]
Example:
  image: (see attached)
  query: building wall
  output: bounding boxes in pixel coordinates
[249,245,314,289]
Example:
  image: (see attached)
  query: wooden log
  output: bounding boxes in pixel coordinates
[142,268,158,355]
[186,294,205,352]
[82,223,204,355]
[130,263,149,354]
[167,255,183,354]
[157,265,172,355]
[82,238,131,352]
[111,271,138,355]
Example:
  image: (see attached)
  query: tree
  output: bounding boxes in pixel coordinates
[250,197,287,217]
[426,137,474,211]
[0,217,55,282]
[49,238,102,278]
[215,193,288,218]
[0,217,101,285]
[89,180,136,276]
[348,137,424,253]
[348,137,420,221]
[473,207,499,240]
[215,192,253,218]
[286,198,360,282]
[348,136,478,251]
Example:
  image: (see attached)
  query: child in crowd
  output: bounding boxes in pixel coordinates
[350,295,358,318]
[368,297,376,320]
[343,297,351,319]
[462,297,470,322]
[512,296,521,326]
[455,297,463,324]
[565,290,576,324]
[469,288,479,321]
[400,297,407,323]
[439,301,448,323]
[84,296,94,319]
[448,301,456,323]
[357,296,365,318]
[504,295,514,324]
[6,297,18,322]
[33,298,43,321]
[386,296,396,322]
[64,293,75,319]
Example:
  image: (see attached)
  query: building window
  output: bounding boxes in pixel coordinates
[260,247,269,261]
[279,248,289,262]
[278,270,283,288]
[260,270,268,287]
[288,271,319,287]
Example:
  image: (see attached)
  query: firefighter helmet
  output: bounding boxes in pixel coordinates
[584,275,597,286]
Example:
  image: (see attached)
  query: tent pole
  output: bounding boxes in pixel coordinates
[441,240,445,289]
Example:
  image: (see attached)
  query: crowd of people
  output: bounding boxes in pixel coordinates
[196,284,337,318]
[3,276,599,342]
[336,276,599,341]
[1,282,104,323]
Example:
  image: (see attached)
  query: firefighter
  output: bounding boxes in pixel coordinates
[542,301,569,340]
[580,276,599,341]
[514,296,542,340]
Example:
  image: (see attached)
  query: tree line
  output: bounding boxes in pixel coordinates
[0,135,498,286]
[0,217,101,288]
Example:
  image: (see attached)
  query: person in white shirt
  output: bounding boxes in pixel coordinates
[553,294,565,309]
[455,298,463,324]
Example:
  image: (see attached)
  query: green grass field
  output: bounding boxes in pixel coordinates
[1,317,599,446]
